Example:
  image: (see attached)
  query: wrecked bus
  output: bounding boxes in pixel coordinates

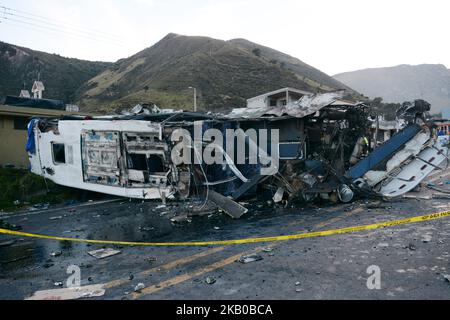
[25,92,448,218]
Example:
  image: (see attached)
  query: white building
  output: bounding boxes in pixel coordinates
[246,87,312,109]
[32,81,45,99]
[19,90,31,98]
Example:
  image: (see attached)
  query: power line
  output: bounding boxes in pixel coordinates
[0,15,123,46]
[1,10,121,42]
[0,4,121,40]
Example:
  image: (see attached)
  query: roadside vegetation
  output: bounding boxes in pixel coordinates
[0,167,73,211]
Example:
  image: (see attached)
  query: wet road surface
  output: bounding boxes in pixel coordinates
[1,189,450,300]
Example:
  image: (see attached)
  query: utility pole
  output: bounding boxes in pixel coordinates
[189,86,197,112]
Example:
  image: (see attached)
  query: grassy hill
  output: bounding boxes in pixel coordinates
[0,41,111,103]
[228,38,352,92]
[76,33,356,113]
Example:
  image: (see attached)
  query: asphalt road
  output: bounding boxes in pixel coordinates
[1,186,450,300]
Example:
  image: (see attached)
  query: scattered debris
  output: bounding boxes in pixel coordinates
[134,283,145,292]
[30,203,50,211]
[139,226,155,232]
[0,220,22,231]
[273,187,285,203]
[54,282,63,287]
[444,274,450,283]
[88,248,121,259]
[432,194,450,200]
[262,247,273,253]
[238,254,263,264]
[205,276,216,285]
[403,194,432,200]
[407,243,416,251]
[146,257,157,263]
[170,215,190,223]
[208,191,248,219]
[50,251,62,257]
[26,284,106,300]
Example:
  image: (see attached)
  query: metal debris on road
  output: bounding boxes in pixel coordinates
[205,276,216,285]
[238,254,263,264]
[208,190,248,219]
[50,251,62,257]
[88,248,121,259]
[0,220,22,231]
[134,283,145,292]
[170,215,190,223]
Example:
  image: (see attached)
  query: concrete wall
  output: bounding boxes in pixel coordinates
[246,96,267,109]
[0,115,29,168]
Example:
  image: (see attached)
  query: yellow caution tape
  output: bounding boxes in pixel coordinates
[0,210,449,247]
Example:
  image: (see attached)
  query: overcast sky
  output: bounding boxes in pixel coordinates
[0,0,449,75]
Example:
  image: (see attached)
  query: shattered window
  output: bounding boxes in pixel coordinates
[148,154,164,172]
[128,153,147,170]
[52,143,66,164]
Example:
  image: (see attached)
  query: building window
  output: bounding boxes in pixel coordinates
[13,117,29,130]
[52,143,66,164]
[269,98,277,107]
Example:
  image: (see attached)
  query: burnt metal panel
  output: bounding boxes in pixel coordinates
[81,131,122,186]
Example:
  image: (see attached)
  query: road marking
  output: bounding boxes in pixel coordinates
[313,207,364,229]
[130,208,366,299]
[131,246,266,299]
[104,246,226,289]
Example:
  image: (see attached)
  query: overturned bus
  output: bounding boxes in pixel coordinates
[25,92,449,217]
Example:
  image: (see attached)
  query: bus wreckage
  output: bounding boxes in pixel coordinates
[26,92,449,218]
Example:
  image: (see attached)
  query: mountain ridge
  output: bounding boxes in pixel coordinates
[333,63,450,113]
[0,41,111,103]
[76,33,357,112]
